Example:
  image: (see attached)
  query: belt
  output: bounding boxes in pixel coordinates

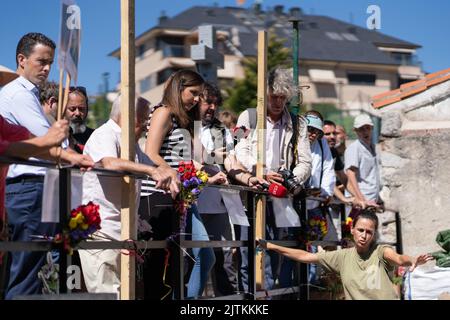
[5,174,45,185]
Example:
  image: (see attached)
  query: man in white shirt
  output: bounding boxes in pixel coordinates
[0,33,93,299]
[79,95,178,294]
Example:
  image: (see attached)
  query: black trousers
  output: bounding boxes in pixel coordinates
[139,193,176,300]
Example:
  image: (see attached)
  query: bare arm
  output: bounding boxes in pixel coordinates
[145,107,173,168]
[333,184,353,204]
[224,154,267,187]
[346,167,367,208]
[383,247,434,272]
[260,240,320,264]
[101,157,156,176]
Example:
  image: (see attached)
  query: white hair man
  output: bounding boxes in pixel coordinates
[235,67,312,291]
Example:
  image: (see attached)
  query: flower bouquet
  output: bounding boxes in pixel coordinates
[341,217,353,247]
[305,209,328,242]
[175,161,208,230]
[55,201,101,255]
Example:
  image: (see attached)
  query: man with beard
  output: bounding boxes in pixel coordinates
[65,86,94,153]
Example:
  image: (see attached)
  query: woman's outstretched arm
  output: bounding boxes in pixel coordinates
[383,247,434,272]
[258,239,320,264]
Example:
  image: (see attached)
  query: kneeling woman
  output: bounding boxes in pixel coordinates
[258,211,433,300]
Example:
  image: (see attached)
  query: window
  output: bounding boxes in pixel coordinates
[347,73,376,85]
[341,33,359,41]
[139,76,151,93]
[138,44,146,59]
[391,52,413,65]
[162,44,185,57]
[325,32,343,41]
[157,68,180,85]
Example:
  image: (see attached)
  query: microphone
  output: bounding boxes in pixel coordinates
[261,183,287,198]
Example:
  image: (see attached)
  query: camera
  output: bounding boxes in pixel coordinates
[278,168,303,196]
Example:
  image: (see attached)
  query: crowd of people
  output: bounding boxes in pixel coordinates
[0,32,433,300]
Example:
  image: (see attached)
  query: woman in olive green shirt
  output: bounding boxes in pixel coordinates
[258,211,433,300]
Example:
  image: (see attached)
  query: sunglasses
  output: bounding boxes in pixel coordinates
[308,126,324,138]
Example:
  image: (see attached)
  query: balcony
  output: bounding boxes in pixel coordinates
[391,52,422,68]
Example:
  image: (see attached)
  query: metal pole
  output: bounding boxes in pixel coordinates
[58,168,71,294]
[289,19,300,115]
[299,198,308,300]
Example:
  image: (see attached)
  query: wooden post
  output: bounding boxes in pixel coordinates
[57,69,64,120]
[120,0,136,300]
[255,30,267,291]
[56,73,71,121]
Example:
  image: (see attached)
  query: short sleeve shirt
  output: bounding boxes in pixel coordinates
[344,139,380,201]
[317,245,398,300]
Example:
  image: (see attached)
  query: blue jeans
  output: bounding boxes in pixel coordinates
[185,205,215,298]
[5,180,59,299]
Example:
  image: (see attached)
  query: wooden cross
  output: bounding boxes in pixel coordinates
[190,25,224,83]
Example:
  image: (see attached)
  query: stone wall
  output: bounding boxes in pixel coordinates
[377,80,450,257]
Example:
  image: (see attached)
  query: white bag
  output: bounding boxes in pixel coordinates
[404,266,450,300]
[41,168,83,222]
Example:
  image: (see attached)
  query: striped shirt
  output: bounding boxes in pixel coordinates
[140,104,191,196]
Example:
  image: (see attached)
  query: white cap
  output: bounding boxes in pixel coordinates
[353,114,374,129]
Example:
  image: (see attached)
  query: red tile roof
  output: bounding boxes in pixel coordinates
[372,67,450,109]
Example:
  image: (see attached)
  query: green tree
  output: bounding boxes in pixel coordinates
[87,95,111,129]
[224,32,291,114]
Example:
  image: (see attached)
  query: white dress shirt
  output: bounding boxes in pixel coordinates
[0,76,67,177]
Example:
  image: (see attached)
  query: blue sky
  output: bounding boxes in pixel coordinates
[1,0,449,96]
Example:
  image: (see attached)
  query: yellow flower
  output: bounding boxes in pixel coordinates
[80,223,89,230]
[69,218,77,230]
[197,171,209,183]
[75,213,84,224]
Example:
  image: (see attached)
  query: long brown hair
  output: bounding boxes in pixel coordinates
[161,69,204,130]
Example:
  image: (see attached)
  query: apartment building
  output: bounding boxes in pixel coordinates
[109,4,424,114]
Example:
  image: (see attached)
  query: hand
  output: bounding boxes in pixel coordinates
[409,254,434,272]
[248,176,268,189]
[256,238,268,250]
[69,154,94,171]
[208,171,228,185]
[353,197,367,209]
[265,171,283,185]
[44,120,69,146]
[211,147,227,159]
[151,165,179,195]
[344,197,354,205]
[365,199,380,208]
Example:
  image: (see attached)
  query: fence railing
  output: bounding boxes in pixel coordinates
[0,156,400,300]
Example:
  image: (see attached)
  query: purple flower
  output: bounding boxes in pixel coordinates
[192,188,200,195]
[183,180,191,188]
[189,177,198,187]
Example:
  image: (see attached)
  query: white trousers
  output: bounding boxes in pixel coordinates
[79,246,121,295]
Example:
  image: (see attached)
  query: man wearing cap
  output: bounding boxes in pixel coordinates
[345,114,381,209]
[300,110,335,285]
